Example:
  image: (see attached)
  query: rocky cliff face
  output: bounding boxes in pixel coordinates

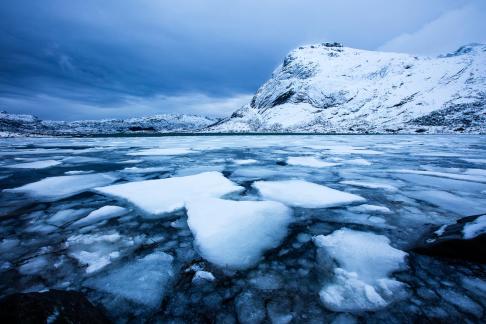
[210,43,486,133]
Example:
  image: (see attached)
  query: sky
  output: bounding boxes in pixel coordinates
[0,0,485,120]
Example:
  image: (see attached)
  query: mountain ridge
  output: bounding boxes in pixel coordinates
[0,111,218,137]
[208,42,486,134]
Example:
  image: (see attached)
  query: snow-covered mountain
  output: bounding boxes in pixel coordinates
[0,111,218,136]
[210,43,486,133]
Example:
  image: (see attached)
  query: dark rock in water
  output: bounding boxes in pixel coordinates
[0,290,110,324]
[413,214,486,264]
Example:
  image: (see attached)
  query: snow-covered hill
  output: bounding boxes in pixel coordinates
[210,43,486,133]
[0,111,218,136]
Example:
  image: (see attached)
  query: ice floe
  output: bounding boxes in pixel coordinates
[233,159,258,165]
[253,180,365,208]
[4,173,118,201]
[462,158,486,164]
[64,170,95,175]
[121,166,170,174]
[313,228,408,312]
[192,270,216,283]
[392,169,486,183]
[5,160,61,169]
[62,156,105,164]
[287,156,339,168]
[127,147,194,156]
[463,215,486,239]
[348,204,392,214]
[95,172,243,216]
[343,158,372,166]
[47,208,91,226]
[186,198,292,269]
[340,180,398,192]
[71,206,128,228]
[67,232,144,273]
[406,190,486,216]
[84,251,173,308]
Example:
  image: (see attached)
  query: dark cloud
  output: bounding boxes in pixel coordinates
[0,0,481,119]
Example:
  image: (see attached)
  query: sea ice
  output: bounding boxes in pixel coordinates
[64,170,95,175]
[47,208,91,226]
[392,169,486,183]
[233,159,258,165]
[186,198,292,269]
[340,180,397,192]
[348,204,392,214]
[406,190,486,216]
[18,255,50,275]
[5,160,61,169]
[192,270,216,283]
[67,232,143,273]
[344,158,372,166]
[95,172,243,216]
[287,156,339,168]
[62,156,105,164]
[121,166,170,174]
[231,167,280,180]
[127,147,194,156]
[4,173,118,201]
[463,215,486,239]
[313,228,408,312]
[71,206,128,227]
[84,251,173,308]
[462,158,486,164]
[324,145,383,155]
[253,180,365,208]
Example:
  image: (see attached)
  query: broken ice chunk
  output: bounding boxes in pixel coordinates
[406,190,486,216]
[84,251,173,308]
[5,160,61,169]
[348,204,392,214]
[463,215,486,239]
[127,147,194,156]
[67,232,144,273]
[313,228,408,312]
[186,198,292,269]
[71,206,128,228]
[340,180,397,192]
[4,174,118,202]
[287,156,339,168]
[95,171,243,217]
[192,270,215,283]
[253,180,365,208]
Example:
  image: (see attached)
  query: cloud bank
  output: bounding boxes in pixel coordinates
[0,0,482,119]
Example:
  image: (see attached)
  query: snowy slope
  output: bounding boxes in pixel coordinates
[0,111,218,136]
[210,43,486,133]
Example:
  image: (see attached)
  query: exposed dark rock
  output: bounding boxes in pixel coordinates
[0,290,111,324]
[271,90,295,107]
[409,96,486,128]
[128,126,156,132]
[412,214,486,263]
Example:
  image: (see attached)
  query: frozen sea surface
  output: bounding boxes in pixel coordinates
[0,135,486,322]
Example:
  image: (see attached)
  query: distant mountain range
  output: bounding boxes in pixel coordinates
[0,112,217,137]
[2,43,485,136]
